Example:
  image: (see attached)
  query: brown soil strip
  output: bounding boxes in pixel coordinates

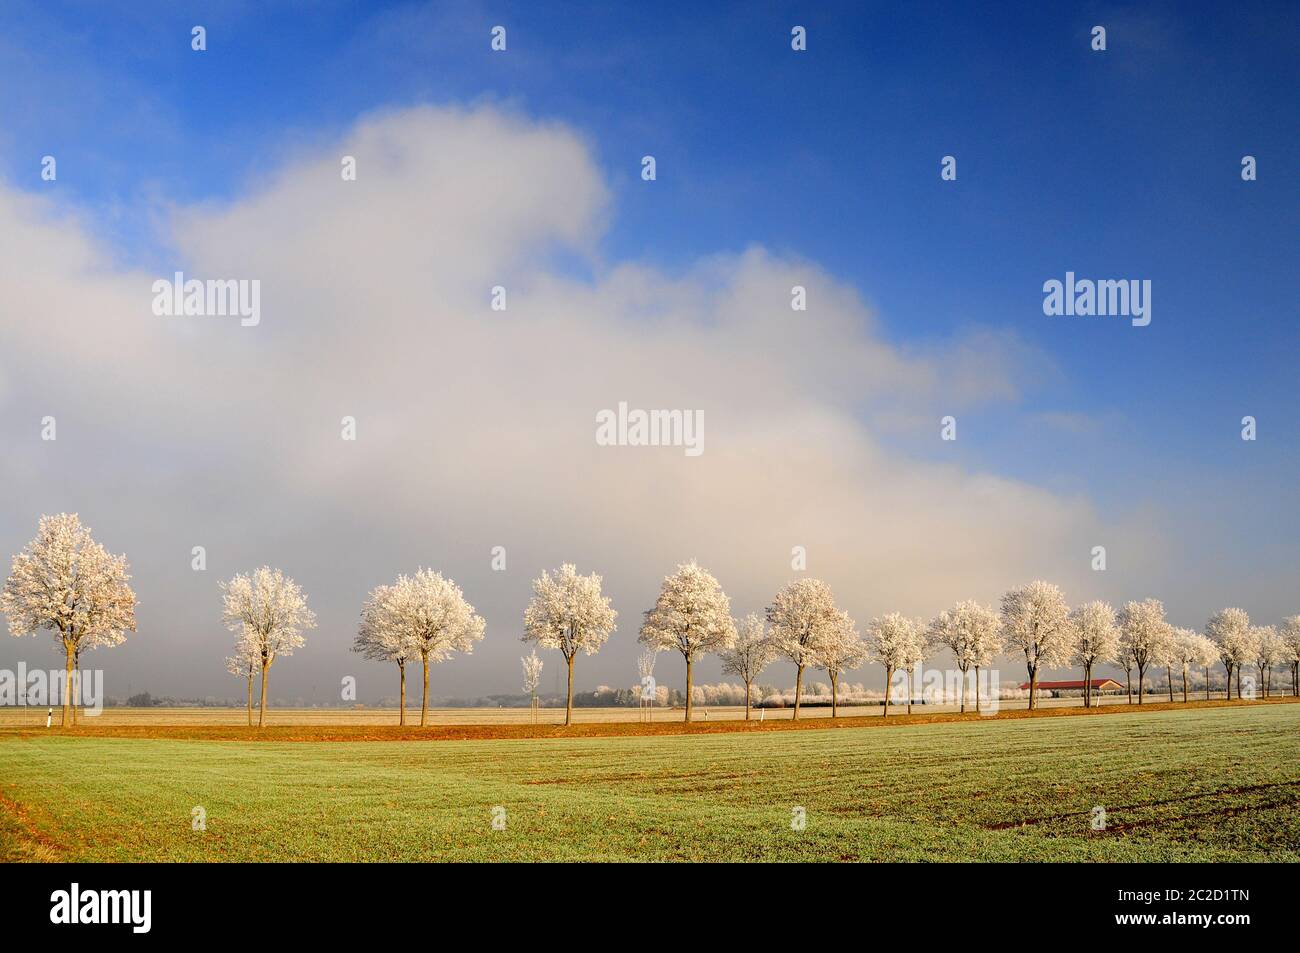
[1,697,1294,744]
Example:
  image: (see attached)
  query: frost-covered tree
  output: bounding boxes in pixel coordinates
[1118,599,1172,705]
[1194,633,1221,700]
[1116,636,1136,703]
[814,609,865,718]
[971,614,1004,714]
[927,607,970,713]
[220,567,316,728]
[1228,628,1259,698]
[521,651,544,694]
[929,601,1000,713]
[1251,626,1281,698]
[766,579,842,720]
[522,564,617,726]
[384,569,485,726]
[353,583,421,725]
[1170,628,1202,703]
[636,648,658,722]
[1068,601,1119,708]
[1281,617,1300,698]
[1000,581,1073,710]
[1226,629,1259,699]
[1,513,137,727]
[1206,608,1250,700]
[900,621,928,715]
[225,629,260,726]
[521,651,544,722]
[867,613,922,719]
[639,562,737,722]
[719,612,775,720]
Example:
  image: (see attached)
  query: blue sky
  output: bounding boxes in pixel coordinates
[5,1,1295,480]
[0,1,1296,698]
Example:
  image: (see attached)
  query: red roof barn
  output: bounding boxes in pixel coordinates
[1019,678,1123,691]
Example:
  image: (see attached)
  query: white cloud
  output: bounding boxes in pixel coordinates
[0,105,1159,697]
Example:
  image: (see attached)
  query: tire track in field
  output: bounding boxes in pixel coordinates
[0,786,67,860]
[983,779,1300,830]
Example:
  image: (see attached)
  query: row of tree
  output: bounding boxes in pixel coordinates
[4,515,1298,728]
[214,561,1300,726]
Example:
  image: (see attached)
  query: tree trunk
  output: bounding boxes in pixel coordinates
[1028,663,1038,711]
[246,673,253,726]
[1236,667,1241,699]
[744,678,752,720]
[830,672,838,718]
[973,665,980,714]
[906,669,913,715]
[1206,665,1211,701]
[258,660,269,728]
[421,650,431,722]
[882,665,892,719]
[62,642,74,728]
[71,650,80,726]
[684,656,694,723]
[1125,668,1132,703]
[1084,661,1092,708]
[399,663,406,726]
[564,654,575,726]
[420,655,430,727]
[1182,667,1188,703]
[1137,665,1145,704]
[1224,663,1232,700]
[1167,666,1174,703]
[793,663,805,720]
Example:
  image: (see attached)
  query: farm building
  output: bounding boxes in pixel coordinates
[1020,678,1123,694]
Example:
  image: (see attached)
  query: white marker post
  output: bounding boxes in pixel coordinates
[46,707,52,728]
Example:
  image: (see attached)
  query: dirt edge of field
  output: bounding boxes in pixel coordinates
[3,696,1296,743]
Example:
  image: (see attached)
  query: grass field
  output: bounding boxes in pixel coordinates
[2,701,1297,862]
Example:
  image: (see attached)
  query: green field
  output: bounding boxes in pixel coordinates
[2,703,1297,861]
